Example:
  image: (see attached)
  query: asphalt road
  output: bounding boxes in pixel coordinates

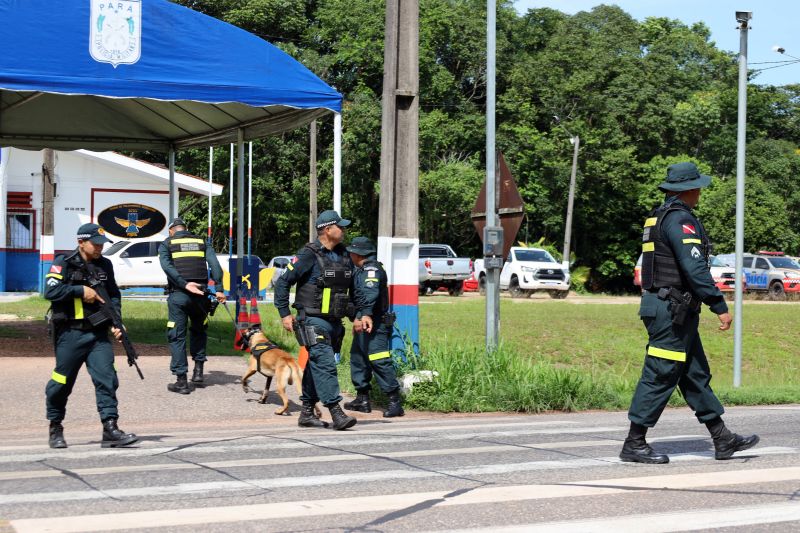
[0,356,798,532]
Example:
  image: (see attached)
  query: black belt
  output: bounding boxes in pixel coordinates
[66,319,99,331]
[655,287,702,312]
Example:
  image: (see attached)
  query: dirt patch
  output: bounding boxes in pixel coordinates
[0,319,167,358]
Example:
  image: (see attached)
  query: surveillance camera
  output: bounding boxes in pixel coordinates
[735,11,752,23]
[773,45,786,54]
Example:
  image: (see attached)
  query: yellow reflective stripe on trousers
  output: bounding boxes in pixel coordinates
[73,297,84,319]
[642,242,655,252]
[647,346,686,362]
[644,217,657,227]
[369,351,392,362]
[321,288,331,314]
[51,371,67,384]
[167,321,175,328]
[172,251,205,259]
[683,238,702,244]
[170,238,205,245]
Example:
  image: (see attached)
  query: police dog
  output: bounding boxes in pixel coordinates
[239,326,316,416]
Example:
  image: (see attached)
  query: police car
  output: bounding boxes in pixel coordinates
[717,251,800,300]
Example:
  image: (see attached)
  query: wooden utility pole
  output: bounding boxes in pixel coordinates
[309,119,318,242]
[42,149,55,235]
[378,0,420,354]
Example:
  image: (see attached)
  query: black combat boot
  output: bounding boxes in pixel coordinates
[191,361,205,384]
[619,422,669,464]
[344,392,371,413]
[706,417,760,460]
[101,418,138,448]
[298,401,328,428]
[383,390,405,418]
[48,421,67,449]
[167,374,192,394]
[328,403,357,431]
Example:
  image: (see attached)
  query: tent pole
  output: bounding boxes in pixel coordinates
[208,147,213,244]
[248,141,253,257]
[237,130,245,282]
[334,112,342,214]
[168,148,176,220]
[228,143,234,258]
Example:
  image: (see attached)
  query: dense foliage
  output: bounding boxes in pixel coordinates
[153,1,800,292]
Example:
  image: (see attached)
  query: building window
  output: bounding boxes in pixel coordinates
[6,210,36,250]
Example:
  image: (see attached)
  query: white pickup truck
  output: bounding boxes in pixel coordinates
[418,244,472,296]
[475,247,570,298]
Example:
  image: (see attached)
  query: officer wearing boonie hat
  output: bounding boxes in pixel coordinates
[274,209,357,430]
[344,237,403,418]
[621,162,758,464]
[43,223,138,449]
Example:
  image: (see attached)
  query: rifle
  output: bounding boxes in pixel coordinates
[85,265,144,380]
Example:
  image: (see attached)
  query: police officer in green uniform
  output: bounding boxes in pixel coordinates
[343,237,404,418]
[621,162,759,464]
[44,224,138,449]
[158,217,225,394]
[274,210,357,431]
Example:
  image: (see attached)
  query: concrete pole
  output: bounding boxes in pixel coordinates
[378,0,420,356]
[310,119,318,242]
[561,135,579,268]
[236,129,244,280]
[333,113,342,215]
[40,149,56,291]
[168,148,175,220]
[733,12,751,388]
[207,147,213,244]
[485,0,499,352]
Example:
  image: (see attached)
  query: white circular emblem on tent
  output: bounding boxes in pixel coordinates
[90,0,142,68]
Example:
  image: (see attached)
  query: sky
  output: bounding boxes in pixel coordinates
[514,1,800,86]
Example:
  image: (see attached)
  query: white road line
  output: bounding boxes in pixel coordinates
[433,501,800,532]
[0,426,628,464]
[0,447,794,505]
[9,466,800,533]
[0,435,702,482]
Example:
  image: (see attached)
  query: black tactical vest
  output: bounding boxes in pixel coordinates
[294,243,353,319]
[641,201,709,290]
[165,234,208,283]
[50,251,108,322]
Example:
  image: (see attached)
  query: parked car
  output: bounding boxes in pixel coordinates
[266,255,294,289]
[418,244,472,296]
[738,251,800,300]
[497,247,570,298]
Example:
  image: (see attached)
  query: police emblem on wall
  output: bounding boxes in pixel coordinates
[98,204,165,238]
[90,0,142,68]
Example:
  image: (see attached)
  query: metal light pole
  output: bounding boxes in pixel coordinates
[485,0,499,352]
[733,11,751,388]
[554,117,580,268]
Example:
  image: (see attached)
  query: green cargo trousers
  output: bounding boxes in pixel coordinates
[46,327,119,422]
[166,290,209,375]
[628,292,725,427]
[349,322,400,394]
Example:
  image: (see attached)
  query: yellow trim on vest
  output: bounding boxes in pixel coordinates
[51,371,67,384]
[171,238,206,245]
[682,238,701,244]
[172,251,205,259]
[647,346,686,362]
[73,297,84,319]
[46,273,63,280]
[642,242,655,252]
[321,287,331,314]
[644,217,657,227]
[167,321,175,328]
[368,351,392,362]
[286,262,294,271]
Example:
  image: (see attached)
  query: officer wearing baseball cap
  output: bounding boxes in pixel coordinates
[274,209,357,430]
[159,217,225,394]
[43,223,138,449]
[622,162,758,464]
[344,237,403,418]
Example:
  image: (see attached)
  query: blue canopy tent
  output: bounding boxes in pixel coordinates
[0,0,344,286]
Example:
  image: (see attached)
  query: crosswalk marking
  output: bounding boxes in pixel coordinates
[432,501,800,532]
[0,434,703,482]
[1,446,794,505]
[9,466,800,533]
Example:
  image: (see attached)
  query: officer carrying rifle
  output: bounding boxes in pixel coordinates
[43,224,138,449]
[159,217,225,395]
[621,162,758,464]
[343,237,403,418]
